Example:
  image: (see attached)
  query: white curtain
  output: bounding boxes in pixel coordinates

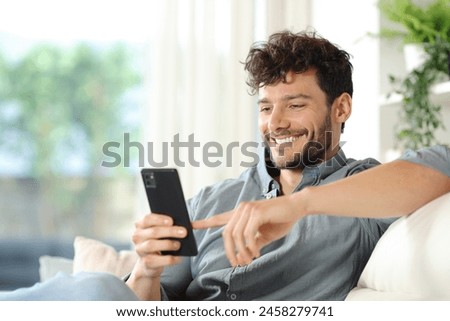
[141,0,311,201]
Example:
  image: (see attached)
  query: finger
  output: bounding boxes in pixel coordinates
[246,231,262,259]
[136,239,181,256]
[232,204,255,265]
[222,202,256,266]
[253,233,268,256]
[235,252,253,267]
[223,226,237,267]
[136,213,174,229]
[222,209,242,267]
[139,225,187,240]
[243,211,263,258]
[191,211,233,229]
[132,226,187,245]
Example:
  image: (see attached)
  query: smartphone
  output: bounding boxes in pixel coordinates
[141,168,198,256]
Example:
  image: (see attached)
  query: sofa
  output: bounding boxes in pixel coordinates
[1,192,450,300]
[346,192,450,300]
[0,237,134,292]
[0,238,74,291]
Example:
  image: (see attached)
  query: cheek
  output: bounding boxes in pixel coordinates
[258,116,268,134]
[301,112,324,131]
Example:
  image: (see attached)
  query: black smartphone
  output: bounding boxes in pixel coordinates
[141,168,198,256]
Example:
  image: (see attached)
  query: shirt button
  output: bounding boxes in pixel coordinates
[230,293,237,300]
[265,194,272,199]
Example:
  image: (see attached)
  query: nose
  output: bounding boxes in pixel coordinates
[268,106,290,133]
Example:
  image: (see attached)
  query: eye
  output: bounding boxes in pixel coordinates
[290,104,305,109]
[259,105,272,113]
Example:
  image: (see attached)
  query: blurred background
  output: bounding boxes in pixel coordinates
[0,0,449,249]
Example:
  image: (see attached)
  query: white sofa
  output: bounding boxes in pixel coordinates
[346,192,450,300]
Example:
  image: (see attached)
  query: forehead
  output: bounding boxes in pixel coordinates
[257,69,323,102]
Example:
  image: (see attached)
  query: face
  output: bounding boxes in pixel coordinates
[258,69,341,170]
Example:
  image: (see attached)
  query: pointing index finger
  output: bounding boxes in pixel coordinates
[191,211,233,230]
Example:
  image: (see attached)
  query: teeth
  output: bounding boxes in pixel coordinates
[274,136,299,144]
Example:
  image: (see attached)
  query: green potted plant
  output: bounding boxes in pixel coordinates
[379,0,450,44]
[378,0,450,150]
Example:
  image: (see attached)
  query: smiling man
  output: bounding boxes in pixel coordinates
[126,30,450,301]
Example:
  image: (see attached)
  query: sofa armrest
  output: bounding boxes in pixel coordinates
[346,192,450,300]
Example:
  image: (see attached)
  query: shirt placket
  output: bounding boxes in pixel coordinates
[226,265,247,300]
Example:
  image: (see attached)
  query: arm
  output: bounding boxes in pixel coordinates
[193,160,450,267]
[302,159,450,218]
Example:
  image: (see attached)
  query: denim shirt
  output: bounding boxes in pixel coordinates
[159,147,397,300]
[400,145,450,177]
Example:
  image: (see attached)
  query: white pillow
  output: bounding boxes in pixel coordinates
[39,255,74,282]
[73,236,138,278]
[346,192,450,300]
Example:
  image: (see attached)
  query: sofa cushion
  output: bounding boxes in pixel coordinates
[73,236,138,278]
[39,255,74,282]
[346,192,450,300]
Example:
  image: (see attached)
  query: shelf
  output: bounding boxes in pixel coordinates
[379,80,450,108]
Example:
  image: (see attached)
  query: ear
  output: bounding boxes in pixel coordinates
[332,93,352,124]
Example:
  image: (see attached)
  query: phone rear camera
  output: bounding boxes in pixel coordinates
[144,173,157,188]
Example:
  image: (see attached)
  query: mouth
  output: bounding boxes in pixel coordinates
[264,129,309,148]
[271,136,300,145]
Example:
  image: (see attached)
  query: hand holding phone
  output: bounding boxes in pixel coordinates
[141,168,198,256]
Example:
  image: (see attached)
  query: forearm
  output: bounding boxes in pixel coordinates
[298,160,450,218]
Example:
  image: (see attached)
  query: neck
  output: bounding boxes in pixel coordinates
[278,169,302,195]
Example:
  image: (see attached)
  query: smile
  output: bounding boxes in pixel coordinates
[272,136,300,145]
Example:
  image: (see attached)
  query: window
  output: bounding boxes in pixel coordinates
[0,0,152,242]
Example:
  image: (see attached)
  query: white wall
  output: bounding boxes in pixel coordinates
[310,0,381,160]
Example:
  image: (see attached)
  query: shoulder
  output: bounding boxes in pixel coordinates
[345,157,381,174]
[399,145,450,177]
[323,157,381,183]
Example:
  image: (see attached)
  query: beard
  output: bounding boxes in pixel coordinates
[263,114,333,170]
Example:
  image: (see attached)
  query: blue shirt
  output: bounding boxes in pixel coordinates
[400,145,450,177]
[161,148,395,300]
[159,145,449,300]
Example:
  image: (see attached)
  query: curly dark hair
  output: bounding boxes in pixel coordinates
[244,30,353,107]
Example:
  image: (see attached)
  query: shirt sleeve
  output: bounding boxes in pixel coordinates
[399,145,450,177]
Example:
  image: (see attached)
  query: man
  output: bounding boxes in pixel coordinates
[125,30,450,300]
[1,30,449,301]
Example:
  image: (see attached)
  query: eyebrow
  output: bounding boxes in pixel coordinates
[257,93,312,104]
